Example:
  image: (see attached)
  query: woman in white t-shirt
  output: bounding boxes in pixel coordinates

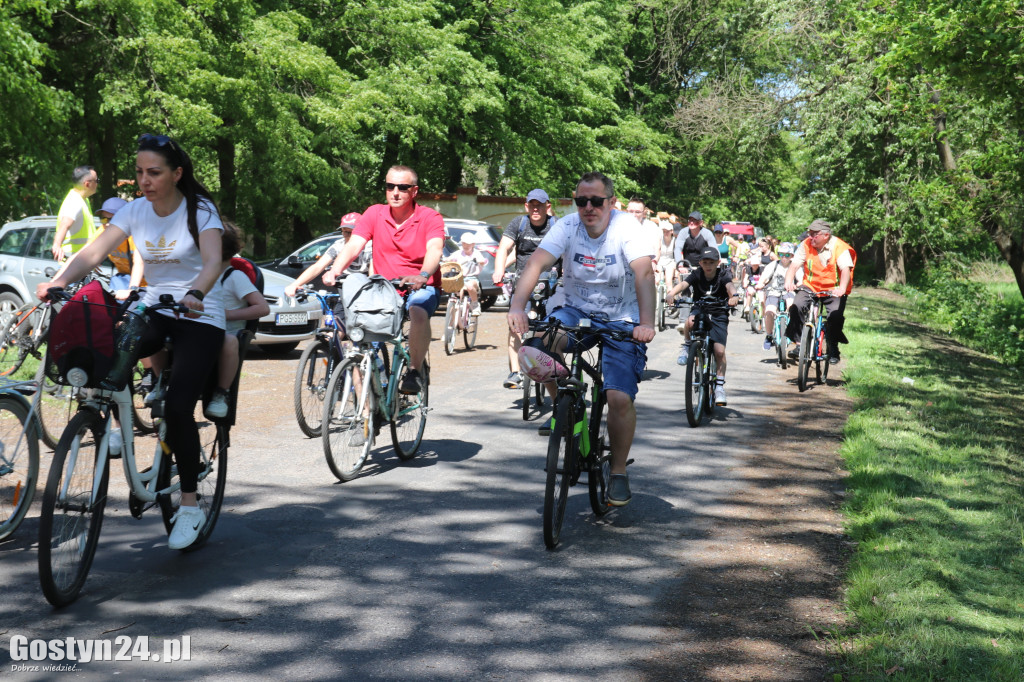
[37,133,229,551]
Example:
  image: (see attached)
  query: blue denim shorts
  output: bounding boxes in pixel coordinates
[406,286,439,317]
[548,306,647,400]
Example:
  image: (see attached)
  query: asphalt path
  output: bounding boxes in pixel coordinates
[1,305,794,680]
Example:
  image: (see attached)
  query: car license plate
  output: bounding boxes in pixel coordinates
[276,312,308,325]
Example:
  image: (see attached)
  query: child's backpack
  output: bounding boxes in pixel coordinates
[220,256,265,333]
[340,273,403,343]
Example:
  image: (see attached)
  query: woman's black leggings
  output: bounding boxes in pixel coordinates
[138,313,224,494]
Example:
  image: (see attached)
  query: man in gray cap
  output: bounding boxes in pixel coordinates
[673,210,717,269]
[493,188,558,389]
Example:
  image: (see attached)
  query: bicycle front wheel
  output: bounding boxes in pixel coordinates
[158,411,228,551]
[706,351,718,415]
[443,300,457,355]
[293,338,332,438]
[798,324,813,392]
[391,358,428,460]
[544,396,575,548]
[38,410,109,607]
[684,340,705,427]
[0,395,40,540]
[32,360,78,450]
[322,356,373,481]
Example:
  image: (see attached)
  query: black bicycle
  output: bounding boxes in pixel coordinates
[528,318,636,549]
[684,298,730,427]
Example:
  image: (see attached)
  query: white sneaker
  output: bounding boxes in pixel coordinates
[168,506,206,550]
[108,427,122,456]
[471,303,482,316]
[144,379,166,406]
[204,389,229,419]
[714,385,727,406]
[676,324,686,336]
[677,347,689,366]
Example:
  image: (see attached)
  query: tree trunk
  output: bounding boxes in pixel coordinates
[881,122,905,284]
[883,231,906,284]
[216,134,237,222]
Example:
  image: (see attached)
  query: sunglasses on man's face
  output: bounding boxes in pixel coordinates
[574,195,610,208]
[385,182,415,192]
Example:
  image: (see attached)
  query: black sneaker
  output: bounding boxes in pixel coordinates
[399,368,423,395]
[788,346,800,359]
[829,354,841,365]
[608,474,632,506]
[538,418,552,436]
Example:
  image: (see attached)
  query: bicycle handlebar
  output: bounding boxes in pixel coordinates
[527,318,639,343]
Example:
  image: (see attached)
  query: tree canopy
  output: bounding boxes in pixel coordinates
[3,0,1022,297]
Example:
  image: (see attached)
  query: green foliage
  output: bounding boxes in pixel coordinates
[897,262,1024,368]
[837,289,1024,678]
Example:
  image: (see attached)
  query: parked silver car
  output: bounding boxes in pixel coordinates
[0,215,319,353]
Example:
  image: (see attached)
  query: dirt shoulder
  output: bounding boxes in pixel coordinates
[640,325,855,680]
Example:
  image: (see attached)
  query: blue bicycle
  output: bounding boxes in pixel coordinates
[292,286,348,437]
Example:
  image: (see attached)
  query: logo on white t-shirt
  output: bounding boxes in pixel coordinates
[573,253,618,268]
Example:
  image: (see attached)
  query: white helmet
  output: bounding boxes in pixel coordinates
[517,343,569,383]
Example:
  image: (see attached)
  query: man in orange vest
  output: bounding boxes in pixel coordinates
[783,219,856,365]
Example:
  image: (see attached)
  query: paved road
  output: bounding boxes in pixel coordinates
[1,307,793,680]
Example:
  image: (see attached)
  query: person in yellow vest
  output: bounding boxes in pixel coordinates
[51,166,100,260]
[783,219,856,365]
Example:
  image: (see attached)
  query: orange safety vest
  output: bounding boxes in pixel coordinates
[801,236,856,294]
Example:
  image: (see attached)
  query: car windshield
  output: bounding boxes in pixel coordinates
[446,224,499,245]
[293,237,338,261]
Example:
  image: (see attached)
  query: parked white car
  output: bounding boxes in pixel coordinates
[0,215,319,354]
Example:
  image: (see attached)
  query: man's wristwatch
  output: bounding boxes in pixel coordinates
[419,270,430,279]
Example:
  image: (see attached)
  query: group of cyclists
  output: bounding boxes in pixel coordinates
[29,140,855,554]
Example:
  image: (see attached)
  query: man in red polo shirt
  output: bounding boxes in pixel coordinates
[324,165,444,394]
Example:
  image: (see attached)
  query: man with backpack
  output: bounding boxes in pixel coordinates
[491,188,557,389]
[324,165,445,395]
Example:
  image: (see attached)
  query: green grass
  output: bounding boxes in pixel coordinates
[833,288,1024,680]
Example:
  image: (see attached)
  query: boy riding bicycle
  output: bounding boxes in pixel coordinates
[508,172,655,507]
[667,247,738,405]
[442,232,488,315]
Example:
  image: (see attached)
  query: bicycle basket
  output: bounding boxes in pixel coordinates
[45,281,147,390]
[440,262,464,294]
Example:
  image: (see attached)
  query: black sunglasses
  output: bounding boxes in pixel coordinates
[137,133,174,148]
[385,182,416,192]
[574,195,610,208]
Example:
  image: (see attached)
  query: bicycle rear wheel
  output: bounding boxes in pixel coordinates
[130,362,156,435]
[463,302,478,349]
[587,403,611,517]
[38,410,109,606]
[322,356,373,481]
[157,410,228,550]
[521,373,532,420]
[798,324,813,392]
[750,303,763,333]
[656,285,666,332]
[391,357,428,460]
[293,338,332,438]
[815,323,826,384]
[544,395,574,548]
[443,300,457,355]
[706,352,718,415]
[0,395,40,540]
[684,340,705,427]
[775,317,787,369]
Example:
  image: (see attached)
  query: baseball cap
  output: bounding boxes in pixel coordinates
[807,219,831,234]
[99,197,128,216]
[699,247,720,261]
[459,232,476,244]
[779,242,795,254]
[688,211,703,221]
[526,188,549,203]
[713,223,724,233]
[339,211,361,228]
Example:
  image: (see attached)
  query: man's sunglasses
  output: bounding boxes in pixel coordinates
[574,195,610,208]
[385,182,416,192]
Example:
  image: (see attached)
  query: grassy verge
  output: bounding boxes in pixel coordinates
[834,288,1024,680]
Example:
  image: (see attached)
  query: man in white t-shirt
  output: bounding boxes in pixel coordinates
[508,172,656,507]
